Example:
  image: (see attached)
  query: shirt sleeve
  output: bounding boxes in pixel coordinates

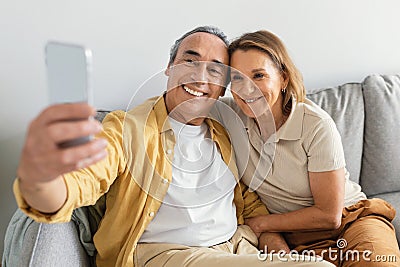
[241,181,270,219]
[13,111,127,223]
[306,117,346,172]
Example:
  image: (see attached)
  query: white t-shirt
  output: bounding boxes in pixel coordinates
[139,117,237,246]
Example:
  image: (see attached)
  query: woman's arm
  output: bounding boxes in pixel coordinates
[245,168,345,233]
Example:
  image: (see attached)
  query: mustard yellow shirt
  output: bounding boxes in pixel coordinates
[14,95,268,267]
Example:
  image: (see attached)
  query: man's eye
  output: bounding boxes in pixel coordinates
[208,67,222,76]
[231,74,243,82]
[184,59,197,66]
[210,68,221,74]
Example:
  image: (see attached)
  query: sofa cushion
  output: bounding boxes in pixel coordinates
[28,223,90,267]
[306,83,364,183]
[94,110,111,122]
[372,192,400,243]
[2,209,89,267]
[361,74,400,196]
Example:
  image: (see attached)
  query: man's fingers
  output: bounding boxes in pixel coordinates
[76,150,108,169]
[54,150,108,175]
[56,138,108,166]
[37,103,96,125]
[18,103,107,184]
[18,137,108,184]
[47,119,103,144]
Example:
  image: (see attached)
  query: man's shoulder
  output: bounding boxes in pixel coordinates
[102,96,163,128]
[121,95,163,122]
[127,96,161,116]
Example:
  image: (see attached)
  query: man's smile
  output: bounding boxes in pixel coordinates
[183,85,207,97]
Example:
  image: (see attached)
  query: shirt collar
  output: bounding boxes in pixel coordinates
[153,94,172,134]
[152,94,224,137]
[245,96,304,143]
[275,97,303,141]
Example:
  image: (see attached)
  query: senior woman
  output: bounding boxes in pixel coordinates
[212,30,400,266]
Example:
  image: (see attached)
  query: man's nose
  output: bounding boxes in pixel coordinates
[191,62,208,84]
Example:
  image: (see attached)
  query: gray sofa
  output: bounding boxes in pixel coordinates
[2,73,400,266]
[307,73,400,243]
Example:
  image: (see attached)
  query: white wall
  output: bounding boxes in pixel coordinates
[1,0,399,257]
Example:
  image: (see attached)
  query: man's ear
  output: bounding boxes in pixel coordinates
[219,87,226,97]
[219,72,230,97]
[165,63,171,76]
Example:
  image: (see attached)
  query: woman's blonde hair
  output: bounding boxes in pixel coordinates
[228,30,305,115]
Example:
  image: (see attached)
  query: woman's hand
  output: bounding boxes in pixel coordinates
[245,215,267,236]
[259,232,290,253]
[245,168,345,232]
[246,216,290,253]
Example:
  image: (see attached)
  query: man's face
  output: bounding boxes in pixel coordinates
[165,32,229,125]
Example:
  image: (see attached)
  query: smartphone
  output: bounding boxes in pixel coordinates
[45,41,93,148]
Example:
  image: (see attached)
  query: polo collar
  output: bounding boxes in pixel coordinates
[245,96,304,143]
[275,97,303,141]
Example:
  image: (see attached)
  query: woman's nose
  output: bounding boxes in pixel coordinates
[233,80,259,97]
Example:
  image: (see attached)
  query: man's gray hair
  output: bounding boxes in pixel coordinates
[168,26,229,65]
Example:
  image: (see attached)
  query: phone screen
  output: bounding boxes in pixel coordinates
[45,41,92,104]
[45,41,93,148]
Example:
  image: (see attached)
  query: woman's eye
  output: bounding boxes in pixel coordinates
[254,73,264,79]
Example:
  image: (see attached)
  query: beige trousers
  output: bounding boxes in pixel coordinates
[135,225,334,267]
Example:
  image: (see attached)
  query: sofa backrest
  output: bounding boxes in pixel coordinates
[306,83,365,184]
[306,74,400,197]
[361,74,400,196]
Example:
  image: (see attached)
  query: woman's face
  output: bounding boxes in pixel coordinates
[230,49,286,118]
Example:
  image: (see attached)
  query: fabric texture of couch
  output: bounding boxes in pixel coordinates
[306,74,400,242]
[2,73,400,266]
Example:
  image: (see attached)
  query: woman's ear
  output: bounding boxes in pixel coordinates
[281,71,289,89]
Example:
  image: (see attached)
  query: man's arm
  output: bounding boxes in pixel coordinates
[16,103,107,214]
[240,181,269,220]
[17,177,67,214]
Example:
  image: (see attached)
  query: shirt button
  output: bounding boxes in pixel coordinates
[166,149,172,154]
[149,211,155,217]
[162,178,168,184]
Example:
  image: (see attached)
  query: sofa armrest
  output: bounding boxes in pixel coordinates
[2,209,90,267]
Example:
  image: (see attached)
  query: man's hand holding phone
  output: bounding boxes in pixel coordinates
[17,103,107,184]
[17,103,108,213]
[16,42,108,213]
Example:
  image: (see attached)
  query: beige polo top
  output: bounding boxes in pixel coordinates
[212,97,366,214]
